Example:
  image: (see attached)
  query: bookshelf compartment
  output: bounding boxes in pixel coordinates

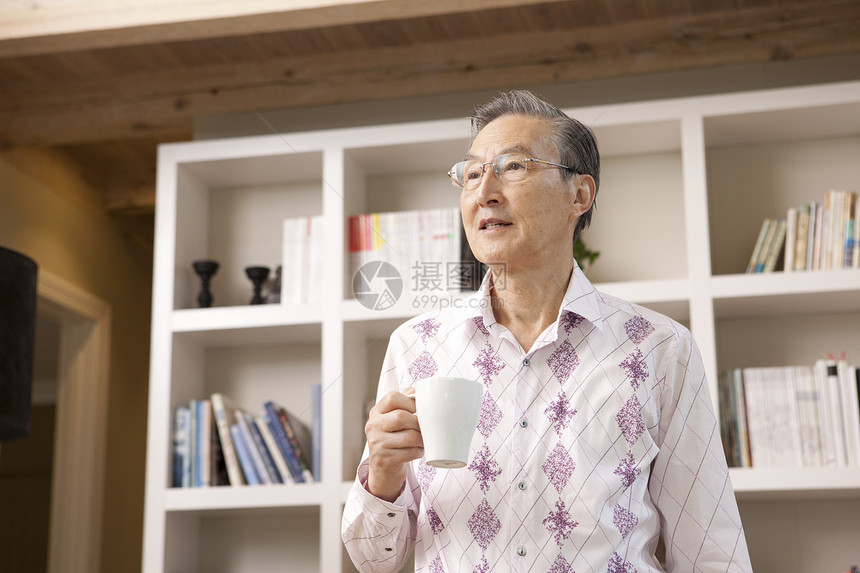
[172,151,324,311]
[715,310,860,374]
[738,499,860,573]
[704,106,860,276]
[164,506,320,573]
[576,149,687,284]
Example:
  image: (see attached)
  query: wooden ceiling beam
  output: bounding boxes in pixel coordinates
[0,0,558,57]
[1,0,858,148]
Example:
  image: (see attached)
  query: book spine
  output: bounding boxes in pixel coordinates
[172,406,191,488]
[256,414,293,484]
[263,402,305,483]
[198,399,212,487]
[312,384,322,482]
[279,408,315,482]
[230,423,260,485]
[211,393,244,486]
[245,412,282,483]
[784,207,797,272]
[764,219,786,272]
[236,410,271,484]
[794,205,810,271]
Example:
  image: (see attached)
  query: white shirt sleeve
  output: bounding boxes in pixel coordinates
[649,327,752,572]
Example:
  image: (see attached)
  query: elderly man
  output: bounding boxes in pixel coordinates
[342,90,751,573]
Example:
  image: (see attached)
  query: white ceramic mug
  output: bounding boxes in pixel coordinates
[414,376,483,468]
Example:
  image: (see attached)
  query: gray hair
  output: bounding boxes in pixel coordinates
[470,90,600,245]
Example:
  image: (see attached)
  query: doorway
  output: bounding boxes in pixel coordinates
[0,271,110,573]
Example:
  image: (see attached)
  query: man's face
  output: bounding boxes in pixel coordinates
[459,114,581,275]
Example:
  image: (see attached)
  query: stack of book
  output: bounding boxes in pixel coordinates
[719,356,860,468]
[746,189,859,273]
[348,207,482,292]
[172,386,322,487]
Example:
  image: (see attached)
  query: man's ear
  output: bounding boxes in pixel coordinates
[569,174,596,222]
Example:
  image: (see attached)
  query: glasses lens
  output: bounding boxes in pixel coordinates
[493,154,529,183]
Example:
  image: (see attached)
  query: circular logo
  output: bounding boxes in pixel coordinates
[352,261,403,310]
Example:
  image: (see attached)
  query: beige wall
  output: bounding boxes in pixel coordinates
[0,150,152,572]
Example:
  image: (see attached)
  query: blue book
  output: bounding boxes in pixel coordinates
[172,406,191,488]
[311,384,322,482]
[263,401,305,483]
[230,423,261,485]
[245,412,283,483]
[189,399,199,487]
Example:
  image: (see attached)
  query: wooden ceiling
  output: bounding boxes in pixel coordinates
[1,0,859,248]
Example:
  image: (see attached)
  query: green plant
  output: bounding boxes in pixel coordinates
[573,239,600,271]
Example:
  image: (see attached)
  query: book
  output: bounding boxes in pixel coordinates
[746,219,771,273]
[311,383,322,482]
[784,207,797,272]
[794,204,810,271]
[243,411,283,483]
[195,399,213,487]
[837,357,860,466]
[277,405,315,483]
[211,393,245,486]
[256,413,294,484]
[263,401,306,483]
[763,219,786,272]
[236,410,272,484]
[172,406,191,487]
[230,423,261,485]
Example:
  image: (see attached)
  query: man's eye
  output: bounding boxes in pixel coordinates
[464,165,483,180]
[502,160,525,172]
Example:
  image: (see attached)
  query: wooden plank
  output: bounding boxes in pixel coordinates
[0,0,560,57]
[1,0,858,146]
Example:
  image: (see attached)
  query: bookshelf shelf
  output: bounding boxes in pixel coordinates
[731,467,860,500]
[165,483,327,512]
[144,80,860,573]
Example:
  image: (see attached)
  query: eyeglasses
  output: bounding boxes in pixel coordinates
[448,153,578,190]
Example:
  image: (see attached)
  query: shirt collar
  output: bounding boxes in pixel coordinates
[463,262,605,337]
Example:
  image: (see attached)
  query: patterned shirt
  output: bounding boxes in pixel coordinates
[342,265,751,573]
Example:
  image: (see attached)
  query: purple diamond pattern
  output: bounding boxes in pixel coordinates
[613,504,638,539]
[473,343,505,385]
[561,312,584,334]
[427,506,445,535]
[413,318,441,343]
[549,553,574,573]
[613,452,641,489]
[620,348,648,390]
[616,395,645,446]
[472,557,490,573]
[477,394,503,439]
[542,500,578,547]
[408,350,438,382]
[547,339,580,384]
[542,443,575,494]
[468,499,501,552]
[545,390,577,436]
[472,316,490,337]
[624,316,654,344]
[418,457,437,494]
[429,555,444,573]
[608,552,637,573]
[469,444,502,494]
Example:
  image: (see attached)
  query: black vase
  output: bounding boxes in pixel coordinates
[245,266,270,305]
[192,260,219,308]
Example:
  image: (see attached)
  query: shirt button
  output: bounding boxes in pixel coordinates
[517,547,527,557]
[518,481,527,491]
[523,358,530,366]
[520,419,528,428]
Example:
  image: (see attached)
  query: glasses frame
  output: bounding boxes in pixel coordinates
[447,154,579,189]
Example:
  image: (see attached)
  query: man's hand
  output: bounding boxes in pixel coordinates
[365,388,423,502]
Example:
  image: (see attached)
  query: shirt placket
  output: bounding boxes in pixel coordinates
[510,348,546,571]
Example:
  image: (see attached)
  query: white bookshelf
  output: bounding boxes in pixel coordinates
[143,81,860,573]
